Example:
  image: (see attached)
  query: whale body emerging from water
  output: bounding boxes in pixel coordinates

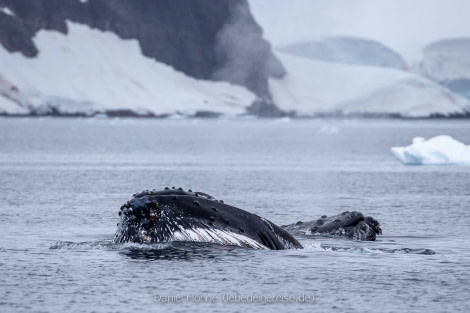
[282,211,382,241]
[114,188,382,250]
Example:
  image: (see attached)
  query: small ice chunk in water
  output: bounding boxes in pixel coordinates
[318,124,339,134]
[391,135,470,165]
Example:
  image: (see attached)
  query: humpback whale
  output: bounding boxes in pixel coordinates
[114,188,382,250]
[114,188,302,249]
[282,211,382,241]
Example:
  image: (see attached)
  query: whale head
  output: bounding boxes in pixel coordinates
[114,188,303,250]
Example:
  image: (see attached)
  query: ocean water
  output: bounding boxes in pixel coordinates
[0,118,469,313]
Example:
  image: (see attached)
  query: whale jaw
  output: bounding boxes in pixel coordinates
[114,212,268,249]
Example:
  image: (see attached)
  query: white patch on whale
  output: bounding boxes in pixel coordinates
[171,227,268,249]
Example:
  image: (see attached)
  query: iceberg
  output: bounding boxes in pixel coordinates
[391,136,470,165]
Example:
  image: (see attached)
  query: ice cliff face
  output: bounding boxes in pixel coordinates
[413,38,470,100]
[0,0,284,116]
[280,37,407,70]
[419,39,470,81]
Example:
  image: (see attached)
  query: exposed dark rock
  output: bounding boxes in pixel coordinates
[193,110,222,118]
[246,97,290,118]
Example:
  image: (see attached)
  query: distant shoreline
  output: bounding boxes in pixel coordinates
[1,111,470,120]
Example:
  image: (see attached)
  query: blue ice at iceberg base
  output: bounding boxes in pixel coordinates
[391,135,470,165]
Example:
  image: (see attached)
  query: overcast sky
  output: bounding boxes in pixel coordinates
[249,0,470,63]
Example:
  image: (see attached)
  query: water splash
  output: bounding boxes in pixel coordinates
[303,242,435,255]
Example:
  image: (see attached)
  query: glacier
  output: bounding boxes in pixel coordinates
[269,52,470,117]
[412,38,470,100]
[418,38,470,82]
[391,136,470,165]
[279,37,406,70]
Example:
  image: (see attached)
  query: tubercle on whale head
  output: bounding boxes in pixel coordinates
[114,196,162,244]
[364,216,382,236]
[132,187,219,201]
[114,188,223,244]
[281,210,382,241]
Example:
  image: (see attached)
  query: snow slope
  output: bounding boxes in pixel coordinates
[391,136,470,165]
[0,21,256,116]
[0,94,23,114]
[269,52,470,117]
[338,79,470,117]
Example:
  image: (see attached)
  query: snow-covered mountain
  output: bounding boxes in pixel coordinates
[248,0,470,118]
[270,52,470,118]
[0,22,255,116]
[1,0,469,118]
[274,37,470,117]
[0,0,282,117]
[279,37,407,70]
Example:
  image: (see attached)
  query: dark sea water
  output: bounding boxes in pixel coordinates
[1,118,469,313]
